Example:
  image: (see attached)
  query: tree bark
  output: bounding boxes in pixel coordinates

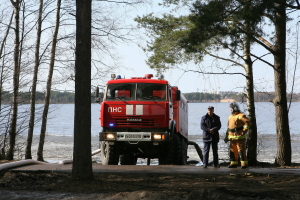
[6,0,21,160]
[244,57,258,166]
[273,1,291,166]
[25,0,44,160]
[72,0,93,180]
[37,0,61,161]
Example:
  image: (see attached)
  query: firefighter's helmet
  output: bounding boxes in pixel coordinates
[229,102,240,112]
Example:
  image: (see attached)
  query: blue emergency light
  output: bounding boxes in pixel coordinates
[109,123,114,127]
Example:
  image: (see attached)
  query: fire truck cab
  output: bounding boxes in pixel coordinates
[96,74,188,165]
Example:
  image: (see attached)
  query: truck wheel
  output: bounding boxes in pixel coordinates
[120,154,137,165]
[158,133,182,165]
[100,141,119,165]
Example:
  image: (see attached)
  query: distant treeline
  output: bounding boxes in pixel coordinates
[1,91,300,104]
[183,92,300,102]
[183,92,222,102]
[1,90,77,104]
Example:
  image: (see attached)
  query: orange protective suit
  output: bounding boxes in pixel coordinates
[227,112,251,168]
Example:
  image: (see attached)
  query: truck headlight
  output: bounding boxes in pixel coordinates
[105,133,115,139]
[153,134,164,140]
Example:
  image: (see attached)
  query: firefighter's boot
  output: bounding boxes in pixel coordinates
[228,151,238,168]
[238,151,248,169]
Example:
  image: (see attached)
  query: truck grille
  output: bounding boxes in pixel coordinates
[125,134,142,139]
[115,118,155,126]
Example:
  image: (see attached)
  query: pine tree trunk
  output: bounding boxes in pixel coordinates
[273,2,291,166]
[72,0,93,180]
[37,0,61,161]
[25,0,43,159]
[6,0,21,160]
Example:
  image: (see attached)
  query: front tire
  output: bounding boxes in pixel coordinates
[179,137,188,165]
[159,133,182,165]
[100,141,119,165]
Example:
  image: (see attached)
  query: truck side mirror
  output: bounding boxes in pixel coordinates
[95,87,103,103]
[176,90,181,101]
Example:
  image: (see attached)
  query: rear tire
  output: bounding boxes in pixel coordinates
[100,141,119,165]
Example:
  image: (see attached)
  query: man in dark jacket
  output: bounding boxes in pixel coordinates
[201,106,222,168]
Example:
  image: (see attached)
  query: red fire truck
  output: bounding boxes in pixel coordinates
[95,74,188,165]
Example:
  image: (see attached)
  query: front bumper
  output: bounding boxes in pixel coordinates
[100,131,169,142]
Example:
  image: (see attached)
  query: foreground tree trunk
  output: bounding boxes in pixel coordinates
[37,0,61,161]
[72,0,93,180]
[25,0,44,159]
[273,2,291,166]
[243,16,258,166]
[0,11,14,159]
[6,0,21,160]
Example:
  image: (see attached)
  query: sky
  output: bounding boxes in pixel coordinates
[110,1,280,94]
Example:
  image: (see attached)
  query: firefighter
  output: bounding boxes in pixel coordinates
[225,102,251,169]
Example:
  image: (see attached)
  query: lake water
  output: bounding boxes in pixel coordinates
[22,102,300,136]
[1,102,298,136]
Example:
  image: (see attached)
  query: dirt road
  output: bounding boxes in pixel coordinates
[1,162,300,199]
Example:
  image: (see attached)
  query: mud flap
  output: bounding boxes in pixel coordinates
[169,121,176,140]
[120,154,137,165]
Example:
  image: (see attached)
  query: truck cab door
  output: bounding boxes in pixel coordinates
[168,88,173,120]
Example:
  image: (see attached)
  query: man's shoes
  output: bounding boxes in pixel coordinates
[203,165,207,168]
[214,165,220,168]
[241,166,248,169]
[228,165,238,168]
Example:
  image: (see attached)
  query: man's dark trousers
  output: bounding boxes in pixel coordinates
[203,141,218,166]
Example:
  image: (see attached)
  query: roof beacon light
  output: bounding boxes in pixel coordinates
[111,74,116,80]
[159,74,164,80]
[117,75,122,79]
[145,74,153,79]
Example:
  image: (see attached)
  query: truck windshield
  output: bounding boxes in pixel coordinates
[136,83,166,101]
[105,83,166,101]
[106,83,136,101]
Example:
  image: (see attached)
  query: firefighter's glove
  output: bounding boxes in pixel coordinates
[224,137,229,144]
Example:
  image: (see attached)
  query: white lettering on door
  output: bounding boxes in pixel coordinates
[108,107,122,112]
